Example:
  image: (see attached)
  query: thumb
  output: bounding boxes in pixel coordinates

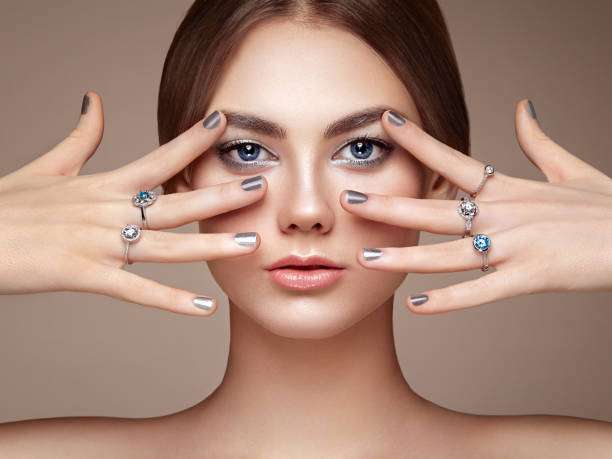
[22,91,104,177]
[514,98,603,184]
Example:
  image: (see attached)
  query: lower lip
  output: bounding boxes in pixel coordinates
[267,267,346,290]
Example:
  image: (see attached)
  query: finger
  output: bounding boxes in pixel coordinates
[515,99,610,184]
[341,190,491,236]
[340,188,606,236]
[125,175,267,230]
[358,230,510,273]
[20,91,104,177]
[122,230,260,264]
[110,110,226,191]
[82,262,218,316]
[382,109,510,198]
[404,267,538,314]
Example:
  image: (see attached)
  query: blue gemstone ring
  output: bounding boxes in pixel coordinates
[131,190,157,229]
[121,224,142,266]
[472,233,491,271]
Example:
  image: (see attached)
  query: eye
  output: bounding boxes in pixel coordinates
[215,135,393,172]
[331,135,393,169]
[215,140,278,171]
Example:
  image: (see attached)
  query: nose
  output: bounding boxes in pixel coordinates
[277,168,334,235]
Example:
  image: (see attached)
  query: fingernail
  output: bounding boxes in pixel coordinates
[526,100,537,120]
[81,93,90,115]
[346,190,368,204]
[234,232,258,247]
[409,294,428,306]
[203,110,221,129]
[241,175,263,191]
[387,110,406,126]
[363,248,383,261]
[193,296,215,311]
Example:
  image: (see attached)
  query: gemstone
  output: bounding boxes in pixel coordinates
[484,164,495,176]
[472,233,491,252]
[132,190,157,207]
[457,197,478,220]
[121,224,141,242]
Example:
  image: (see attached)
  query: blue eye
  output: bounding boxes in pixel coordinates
[331,136,393,169]
[215,135,393,171]
[216,140,277,170]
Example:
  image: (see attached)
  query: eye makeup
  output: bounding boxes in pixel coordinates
[214,134,394,172]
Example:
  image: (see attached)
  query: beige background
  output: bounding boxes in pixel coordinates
[1,0,611,423]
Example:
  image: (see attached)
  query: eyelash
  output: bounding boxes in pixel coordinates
[215,135,394,171]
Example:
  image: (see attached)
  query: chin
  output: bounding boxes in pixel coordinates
[210,261,407,340]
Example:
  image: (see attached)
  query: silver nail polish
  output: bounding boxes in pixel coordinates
[346,190,368,204]
[527,100,537,120]
[203,110,220,129]
[193,296,215,310]
[388,110,406,126]
[241,175,263,191]
[363,248,382,261]
[234,232,258,247]
[410,294,428,306]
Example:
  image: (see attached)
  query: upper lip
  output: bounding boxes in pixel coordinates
[265,254,345,270]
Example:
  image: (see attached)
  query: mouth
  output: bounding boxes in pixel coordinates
[265,255,346,290]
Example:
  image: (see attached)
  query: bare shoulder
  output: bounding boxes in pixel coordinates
[0,414,174,458]
[469,413,612,458]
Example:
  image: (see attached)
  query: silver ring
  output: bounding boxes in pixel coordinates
[472,233,491,272]
[121,224,142,266]
[131,190,157,230]
[470,164,495,198]
[456,196,478,238]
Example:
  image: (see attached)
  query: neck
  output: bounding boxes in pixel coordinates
[191,295,430,448]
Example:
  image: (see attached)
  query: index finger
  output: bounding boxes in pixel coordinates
[111,110,225,191]
[381,109,503,197]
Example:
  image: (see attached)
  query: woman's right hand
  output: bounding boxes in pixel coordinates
[0,92,265,316]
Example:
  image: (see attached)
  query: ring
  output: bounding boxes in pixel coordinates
[121,224,142,266]
[470,164,495,198]
[472,233,491,272]
[132,190,157,230]
[456,164,495,238]
[457,196,478,238]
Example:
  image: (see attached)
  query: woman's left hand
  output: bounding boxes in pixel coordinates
[340,99,612,314]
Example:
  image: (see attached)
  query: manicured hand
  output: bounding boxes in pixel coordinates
[0,92,266,316]
[340,100,612,314]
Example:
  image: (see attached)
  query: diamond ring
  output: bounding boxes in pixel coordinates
[470,164,495,198]
[121,224,142,266]
[457,196,479,238]
[472,233,491,272]
[132,190,157,229]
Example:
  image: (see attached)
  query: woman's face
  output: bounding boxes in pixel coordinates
[185,19,441,339]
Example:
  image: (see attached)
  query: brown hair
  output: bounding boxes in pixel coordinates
[157,0,469,193]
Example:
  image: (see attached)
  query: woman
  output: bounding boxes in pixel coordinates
[1,0,611,456]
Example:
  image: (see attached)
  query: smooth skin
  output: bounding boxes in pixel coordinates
[0,92,266,315]
[347,105,612,313]
[1,19,612,459]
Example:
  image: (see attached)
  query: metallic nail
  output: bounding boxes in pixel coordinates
[81,93,90,115]
[363,248,383,261]
[234,232,258,247]
[241,175,263,191]
[203,110,221,129]
[387,110,406,126]
[346,190,368,204]
[527,100,537,120]
[409,294,429,306]
[193,296,215,311]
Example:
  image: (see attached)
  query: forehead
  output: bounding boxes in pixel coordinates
[207,18,420,130]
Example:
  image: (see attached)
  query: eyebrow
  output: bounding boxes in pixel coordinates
[219,105,398,140]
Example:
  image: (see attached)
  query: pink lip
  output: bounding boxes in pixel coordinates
[267,267,346,291]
